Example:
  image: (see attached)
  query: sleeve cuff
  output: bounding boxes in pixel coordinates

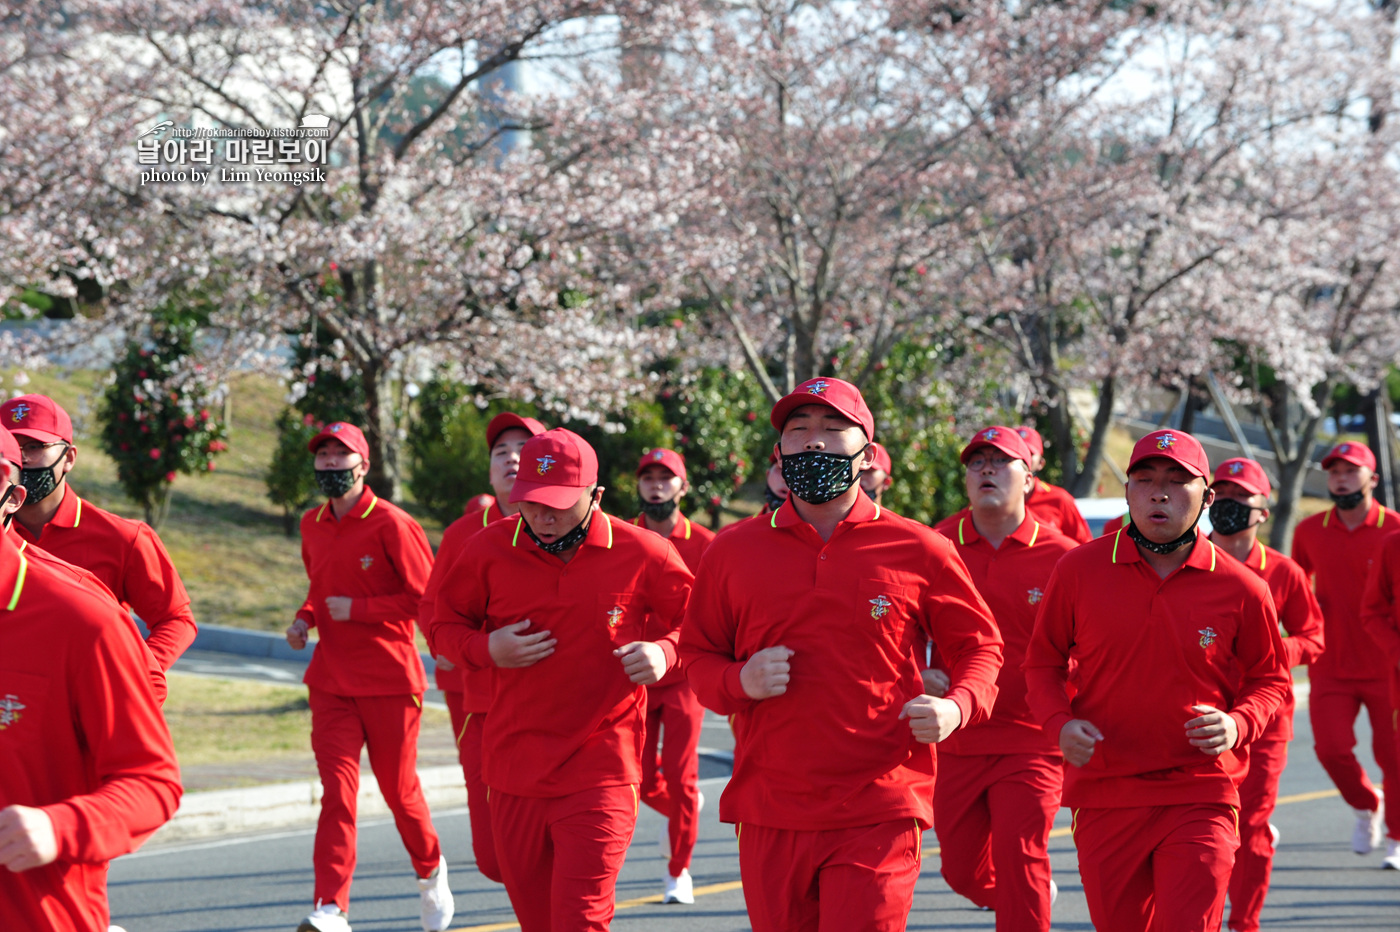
[466,631,495,670]
[944,688,973,733]
[722,661,752,707]
[656,638,678,673]
[296,611,316,628]
[40,802,80,862]
[1044,711,1074,741]
[1230,711,1252,748]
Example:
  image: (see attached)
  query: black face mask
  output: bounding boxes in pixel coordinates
[780,446,868,505]
[1330,488,1366,511]
[1126,497,1207,555]
[315,468,358,499]
[763,485,786,511]
[640,496,678,521]
[1209,497,1262,537]
[523,511,593,555]
[0,485,16,528]
[19,444,67,503]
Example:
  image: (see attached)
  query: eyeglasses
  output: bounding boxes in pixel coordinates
[967,455,1014,471]
[19,441,67,465]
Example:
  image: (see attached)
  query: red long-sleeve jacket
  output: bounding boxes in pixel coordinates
[0,533,182,932]
[680,493,1004,832]
[1025,530,1290,809]
[430,512,694,797]
[1361,532,1400,680]
[14,485,197,670]
[295,488,434,696]
[420,498,505,707]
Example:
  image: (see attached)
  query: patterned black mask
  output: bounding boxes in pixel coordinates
[523,512,593,554]
[1209,498,1261,537]
[19,444,67,503]
[763,485,787,511]
[640,497,678,521]
[315,468,357,499]
[1330,488,1366,511]
[780,446,868,505]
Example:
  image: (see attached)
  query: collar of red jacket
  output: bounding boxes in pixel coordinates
[45,484,82,529]
[511,509,616,552]
[0,530,27,611]
[631,512,694,540]
[1109,524,1219,572]
[1322,499,1387,530]
[769,487,881,531]
[315,487,379,522]
[953,511,1043,548]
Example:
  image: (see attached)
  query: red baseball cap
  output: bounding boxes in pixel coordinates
[637,447,687,483]
[486,412,546,450]
[510,428,599,509]
[1212,458,1272,498]
[1015,426,1044,456]
[865,441,893,475]
[1321,441,1376,471]
[770,377,875,439]
[1127,429,1210,479]
[960,425,1034,466]
[1,394,73,444]
[0,425,21,470]
[308,421,371,461]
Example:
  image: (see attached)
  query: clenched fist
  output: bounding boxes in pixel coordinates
[740,646,794,699]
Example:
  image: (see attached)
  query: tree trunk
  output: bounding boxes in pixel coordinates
[146,482,174,530]
[1269,451,1311,554]
[793,313,819,385]
[1044,388,1079,490]
[1071,374,1117,498]
[362,360,402,502]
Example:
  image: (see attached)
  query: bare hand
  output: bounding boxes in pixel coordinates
[614,641,668,684]
[1060,719,1104,767]
[921,667,950,698]
[435,655,456,672]
[899,694,962,743]
[325,596,352,621]
[0,805,58,871]
[285,619,310,650]
[489,620,556,669]
[740,646,794,699]
[1185,704,1238,756]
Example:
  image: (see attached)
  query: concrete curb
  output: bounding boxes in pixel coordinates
[151,765,466,844]
[187,621,437,676]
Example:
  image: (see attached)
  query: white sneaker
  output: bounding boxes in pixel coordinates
[663,867,695,904]
[417,857,454,932]
[1269,823,1281,848]
[298,904,351,932]
[1383,839,1400,870]
[1049,879,1058,906]
[1354,791,1385,854]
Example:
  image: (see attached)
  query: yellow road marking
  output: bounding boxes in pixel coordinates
[449,787,1343,931]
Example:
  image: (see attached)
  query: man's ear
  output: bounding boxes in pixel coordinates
[1202,486,1216,507]
[858,442,875,472]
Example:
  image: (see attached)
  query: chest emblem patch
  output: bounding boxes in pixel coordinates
[1198,626,1218,649]
[1027,587,1044,605]
[869,595,891,619]
[359,555,374,570]
[607,606,624,627]
[0,694,25,729]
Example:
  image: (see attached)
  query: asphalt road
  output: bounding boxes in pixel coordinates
[109,701,1398,931]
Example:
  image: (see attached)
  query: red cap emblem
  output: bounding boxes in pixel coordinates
[807,380,829,395]
[1229,462,1243,475]
[330,423,343,433]
[9,404,28,423]
[1157,432,1177,450]
[536,455,556,475]
[1339,443,1350,454]
[981,428,999,441]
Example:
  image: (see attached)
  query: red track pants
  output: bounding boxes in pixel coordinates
[1309,674,1400,839]
[490,784,638,932]
[1227,709,1289,932]
[639,680,705,876]
[1073,803,1239,932]
[933,751,1062,931]
[737,819,922,932]
[308,689,442,912]
[445,691,500,883]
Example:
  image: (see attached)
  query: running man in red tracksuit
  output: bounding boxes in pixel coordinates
[1025,429,1290,932]
[284,422,452,932]
[1013,426,1092,544]
[0,425,183,932]
[1207,458,1325,931]
[1,394,197,670]
[430,428,694,932]
[1361,529,1400,868]
[419,412,545,884]
[1292,441,1400,858]
[632,447,716,904]
[930,426,1077,931]
[858,441,894,506]
[680,377,1004,932]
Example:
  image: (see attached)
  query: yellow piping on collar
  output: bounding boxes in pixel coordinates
[1111,526,1125,563]
[1206,539,1218,571]
[1323,508,1332,528]
[605,514,614,549]
[770,509,779,529]
[360,494,378,518]
[682,515,692,540]
[1380,507,1387,528]
[873,502,881,520]
[1027,521,1040,547]
[72,495,83,528]
[6,553,28,611]
[316,503,328,522]
[957,516,967,546]
[1256,539,1267,571]
[482,506,492,528]
[511,515,524,547]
